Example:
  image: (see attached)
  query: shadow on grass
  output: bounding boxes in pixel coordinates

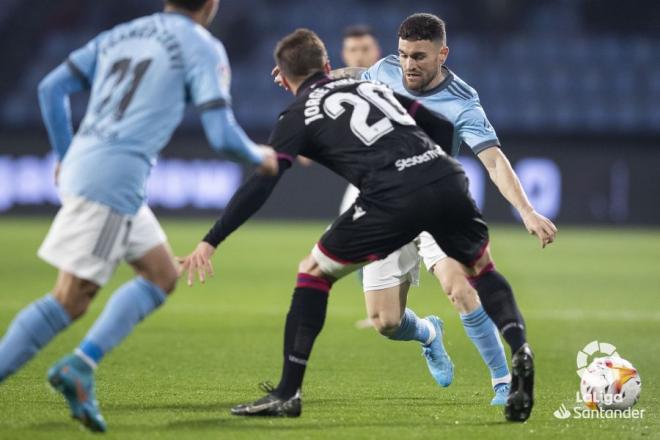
[26,420,87,431]
[164,417,510,432]
[21,406,509,434]
[309,396,462,406]
[106,401,235,413]
[106,396,461,415]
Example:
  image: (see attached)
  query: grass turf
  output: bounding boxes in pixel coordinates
[0,218,658,439]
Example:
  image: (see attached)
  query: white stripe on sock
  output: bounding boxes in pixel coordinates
[492,373,512,388]
[74,348,98,370]
[423,319,436,346]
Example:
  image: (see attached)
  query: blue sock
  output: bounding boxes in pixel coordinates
[461,306,510,387]
[388,308,433,344]
[77,277,166,367]
[0,294,71,381]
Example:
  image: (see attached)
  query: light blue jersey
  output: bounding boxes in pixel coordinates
[363,55,499,157]
[53,12,246,214]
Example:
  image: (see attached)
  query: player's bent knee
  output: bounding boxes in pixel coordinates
[310,244,363,281]
[373,315,402,336]
[131,245,179,295]
[436,269,480,314]
[297,254,319,274]
[135,269,177,295]
[53,274,99,320]
[156,271,178,295]
[367,307,403,336]
[154,262,179,294]
[298,253,335,282]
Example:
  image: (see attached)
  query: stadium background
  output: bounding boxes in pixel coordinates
[0,1,659,438]
[1,0,659,224]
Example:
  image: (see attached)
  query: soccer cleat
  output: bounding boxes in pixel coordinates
[422,316,454,387]
[491,382,510,406]
[231,382,302,417]
[47,354,107,433]
[505,344,534,422]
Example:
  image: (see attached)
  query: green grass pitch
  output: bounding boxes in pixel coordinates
[0,218,658,439]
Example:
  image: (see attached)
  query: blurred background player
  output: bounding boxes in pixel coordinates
[341,25,382,72]
[351,13,557,408]
[0,0,276,432]
[181,28,535,423]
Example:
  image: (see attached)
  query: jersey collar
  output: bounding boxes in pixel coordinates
[402,65,454,97]
[296,72,332,96]
[163,11,196,23]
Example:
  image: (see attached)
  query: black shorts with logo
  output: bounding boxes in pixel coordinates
[318,172,490,268]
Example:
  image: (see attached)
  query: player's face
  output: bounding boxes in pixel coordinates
[398,38,448,92]
[342,35,381,69]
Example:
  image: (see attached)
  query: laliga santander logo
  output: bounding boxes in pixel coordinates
[576,340,619,377]
[553,340,645,420]
[553,404,571,420]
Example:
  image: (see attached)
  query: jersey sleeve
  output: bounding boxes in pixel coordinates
[66,33,105,88]
[361,57,385,81]
[38,63,88,159]
[267,110,308,167]
[455,99,500,154]
[201,109,307,247]
[186,37,232,111]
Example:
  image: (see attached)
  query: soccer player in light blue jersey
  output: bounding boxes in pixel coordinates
[0,0,277,432]
[333,13,557,415]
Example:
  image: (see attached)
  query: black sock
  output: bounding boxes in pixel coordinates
[274,273,330,399]
[471,269,527,354]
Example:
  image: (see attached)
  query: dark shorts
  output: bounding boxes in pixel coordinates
[317,172,489,271]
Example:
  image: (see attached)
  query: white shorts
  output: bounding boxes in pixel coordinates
[361,232,448,292]
[417,231,448,272]
[38,195,167,286]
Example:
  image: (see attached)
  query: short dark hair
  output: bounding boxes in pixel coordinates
[398,13,446,44]
[165,0,208,12]
[274,29,327,79]
[342,25,376,41]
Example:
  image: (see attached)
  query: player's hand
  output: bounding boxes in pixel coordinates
[521,209,557,248]
[271,66,289,91]
[178,241,216,287]
[54,161,61,186]
[256,145,279,176]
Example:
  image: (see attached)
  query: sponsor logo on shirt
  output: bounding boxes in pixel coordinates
[394,145,446,171]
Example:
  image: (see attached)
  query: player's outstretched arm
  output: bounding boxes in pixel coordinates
[477,147,558,248]
[38,62,88,171]
[179,157,290,286]
[201,108,278,175]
